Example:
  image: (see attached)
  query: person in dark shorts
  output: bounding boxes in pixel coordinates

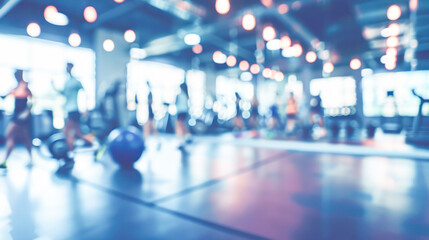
[0,70,33,169]
[175,83,191,149]
[53,63,92,162]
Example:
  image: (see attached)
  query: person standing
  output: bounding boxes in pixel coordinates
[285,92,299,134]
[0,70,33,169]
[175,83,191,150]
[233,92,245,130]
[143,89,159,139]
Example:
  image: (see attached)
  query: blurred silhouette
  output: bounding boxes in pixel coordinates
[248,96,259,130]
[286,92,298,134]
[52,63,93,165]
[175,82,191,150]
[0,69,33,169]
[143,83,159,140]
[234,92,245,131]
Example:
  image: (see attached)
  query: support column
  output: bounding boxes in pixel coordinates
[94,28,130,127]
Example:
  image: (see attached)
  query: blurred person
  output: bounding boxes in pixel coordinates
[248,96,259,130]
[285,92,298,133]
[268,97,282,130]
[143,86,159,139]
[175,83,191,150]
[0,70,33,169]
[52,63,92,163]
[310,94,324,128]
[234,92,245,130]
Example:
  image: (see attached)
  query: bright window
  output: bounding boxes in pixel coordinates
[362,71,429,116]
[310,77,357,116]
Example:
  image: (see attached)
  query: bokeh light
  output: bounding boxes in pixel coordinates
[386,36,399,47]
[305,51,317,63]
[262,26,276,41]
[226,55,237,67]
[124,30,136,43]
[278,4,289,14]
[239,60,249,71]
[280,36,291,49]
[387,4,401,21]
[323,62,334,73]
[44,6,58,20]
[114,0,125,3]
[250,64,260,74]
[385,61,396,70]
[261,0,273,8]
[266,39,281,51]
[292,43,303,57]
[242,13,256,31]
[275,72,284,82]
[84,6,97,23]
[192,44,203,54]
[350,58,362,70]
[215,0,230,15]
[410,0,418,11]
[386,47,397,56]
[213,51,227,64]
[27,23,41,37]
[68,33,81,47]
[388,23,400,36]
[103,39,115,52]
[262,68,272,78]
[184,33,201,45]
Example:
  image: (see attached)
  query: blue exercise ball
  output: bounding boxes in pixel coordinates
[108,127,145,167]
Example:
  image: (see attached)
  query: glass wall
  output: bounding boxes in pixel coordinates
[362,71,429,117]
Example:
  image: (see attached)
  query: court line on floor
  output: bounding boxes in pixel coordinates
[65,175,271,240]
[196,136,429,160]
[152,151,288,204]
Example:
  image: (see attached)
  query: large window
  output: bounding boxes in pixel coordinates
[0,34,96,128]
[310,77,357,116]
[362,71,429,117]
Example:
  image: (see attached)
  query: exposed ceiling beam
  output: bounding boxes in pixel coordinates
[83,0,144,31]
[83,0,206,31]
[140,4,320,60]
[0,0,21,19]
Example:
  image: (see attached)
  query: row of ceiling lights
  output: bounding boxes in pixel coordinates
[211,0,363,76]
[26,0,134,51]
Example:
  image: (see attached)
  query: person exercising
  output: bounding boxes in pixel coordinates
[53,63,91,162]
[0,70,33,169]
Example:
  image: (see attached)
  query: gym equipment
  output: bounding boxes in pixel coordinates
[42,132,99,162]
[47,133,69,159]
[108,127,145,167]
[380,91,403,134]
[406,89,429,146]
